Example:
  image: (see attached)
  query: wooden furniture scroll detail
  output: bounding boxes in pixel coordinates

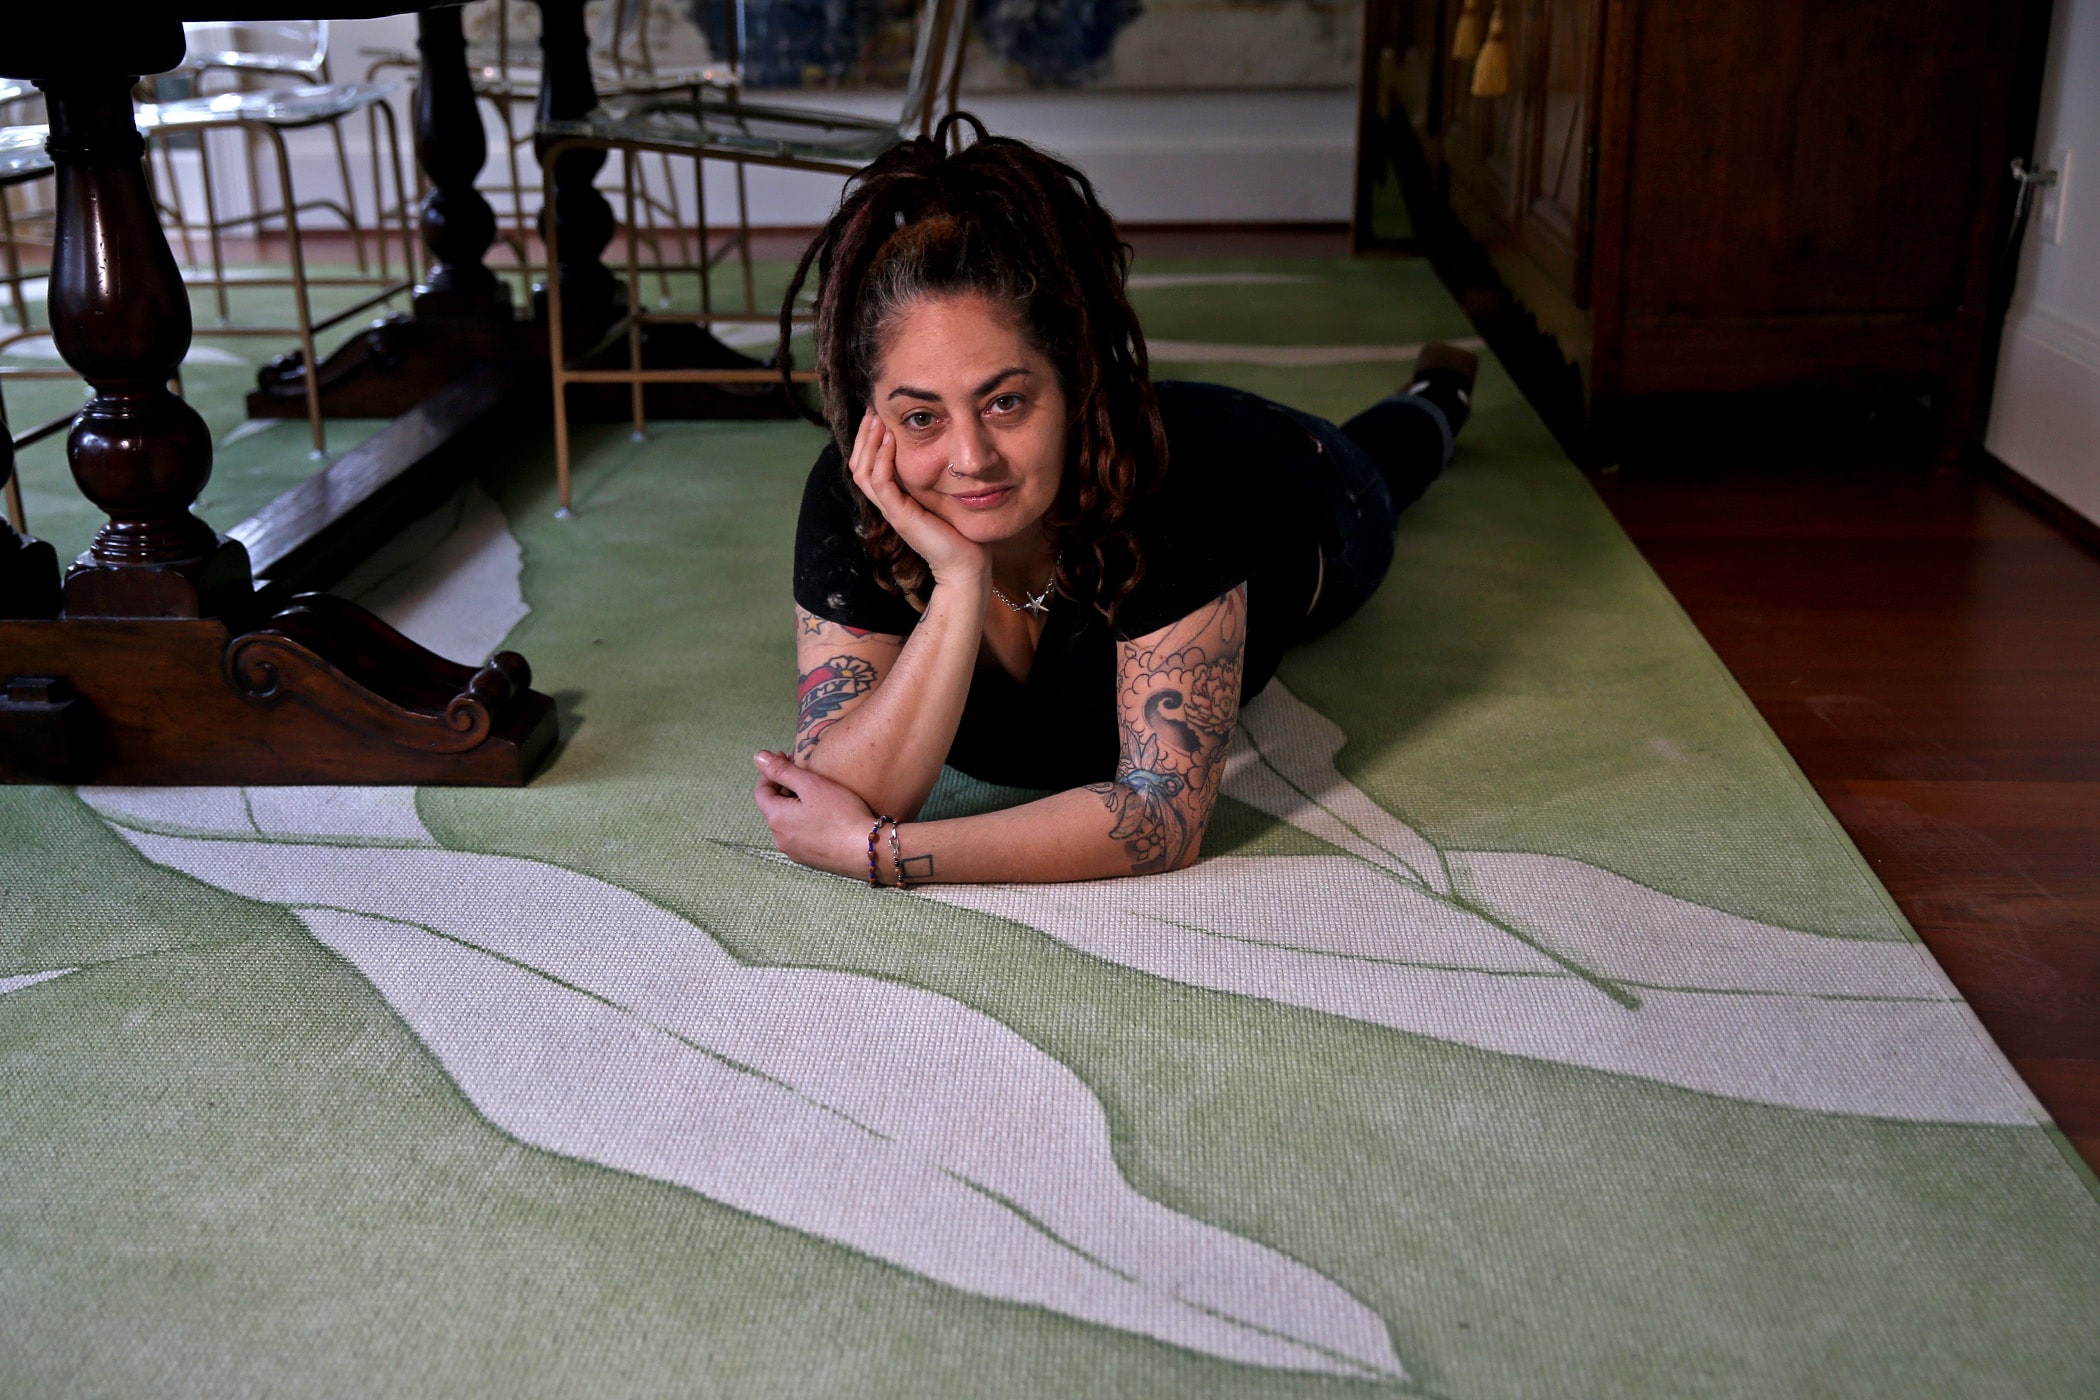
[1,604,554,784]
[0,63,555,787]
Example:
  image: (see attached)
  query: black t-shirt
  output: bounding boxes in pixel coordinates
[792,381,1326,788]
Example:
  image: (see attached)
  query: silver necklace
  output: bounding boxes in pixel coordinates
[991,557,1058,617]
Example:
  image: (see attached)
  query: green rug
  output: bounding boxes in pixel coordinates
[3,258,2097,1398]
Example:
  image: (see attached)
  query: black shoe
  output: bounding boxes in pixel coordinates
[1406,342,1478,437]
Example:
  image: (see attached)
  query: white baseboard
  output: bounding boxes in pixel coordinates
[1986,301,2100,529]
[150,88,1356,238]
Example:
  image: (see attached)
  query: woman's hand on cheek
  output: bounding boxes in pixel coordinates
[752,749,877,880]
[849,409,987,589]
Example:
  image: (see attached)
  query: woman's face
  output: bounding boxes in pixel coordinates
[869,293,1068,550]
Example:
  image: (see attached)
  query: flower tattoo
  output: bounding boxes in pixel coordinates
[796,655,879,757]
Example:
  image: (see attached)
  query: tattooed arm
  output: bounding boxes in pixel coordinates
[793,609,898,760]
[786,405,996,822]
[791,579,987,821]
[1088,583,1247,873]
[758,585,1248,883]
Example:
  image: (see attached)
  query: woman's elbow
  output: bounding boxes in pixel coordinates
[1168,803,1215,871]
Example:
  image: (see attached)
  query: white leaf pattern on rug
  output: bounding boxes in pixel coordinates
[1,968,77,996]
[70,487,1403,1382]
[917,683,2037,1126]
[77,802,1404,1382]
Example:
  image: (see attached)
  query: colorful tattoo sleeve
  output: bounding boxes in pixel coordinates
[1089,584,1248,875]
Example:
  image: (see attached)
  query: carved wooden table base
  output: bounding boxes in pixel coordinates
[0,16,558,787]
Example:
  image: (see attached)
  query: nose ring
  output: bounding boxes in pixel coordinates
[946,462,963,477]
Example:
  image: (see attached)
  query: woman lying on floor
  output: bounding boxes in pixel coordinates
[752,115,1476,886]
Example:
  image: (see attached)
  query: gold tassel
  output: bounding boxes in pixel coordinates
[1450,0,1483,62]
[1471,4,1511,97]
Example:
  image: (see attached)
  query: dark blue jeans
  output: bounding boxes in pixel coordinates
[1173,382,1453,638]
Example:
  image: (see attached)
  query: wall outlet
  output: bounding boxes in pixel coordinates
[2039,146,2071,246]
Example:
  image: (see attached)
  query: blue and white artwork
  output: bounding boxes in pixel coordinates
[681,0,1358,90]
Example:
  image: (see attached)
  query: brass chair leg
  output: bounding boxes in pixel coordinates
[501,94,533,287]
[329,121,370,272]
[547,154,574,517]
[625,157,645,442]
[0,383,25,535]
[196,134,233,323]
[366,102,390,281]
[693,149,711,321]
[659,145,694,280]
[262,124,328,458]
[637,150,675,305]
[155,136,200,267]
[0,189,28,334]
[378,98,417,286]
[734,159,754,313]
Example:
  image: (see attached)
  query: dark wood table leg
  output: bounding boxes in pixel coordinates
[527,0,797,423]
[414,4,509,321]
[46,78,251,623]
[532,0,619,329]
[247,4,530,422]
[0,73,555,786]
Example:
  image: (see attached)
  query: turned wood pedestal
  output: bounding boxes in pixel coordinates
[0,8,562,785]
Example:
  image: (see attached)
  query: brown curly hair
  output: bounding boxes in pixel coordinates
[779,112,1167,619]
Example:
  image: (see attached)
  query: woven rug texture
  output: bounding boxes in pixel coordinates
[2,258,2097,1399]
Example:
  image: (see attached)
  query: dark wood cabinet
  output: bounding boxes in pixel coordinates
[1357,0,2050,453]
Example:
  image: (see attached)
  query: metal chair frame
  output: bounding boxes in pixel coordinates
[153,24,413,296]
[0,85,51,348]
[1,122,71,537]
[136,82,419,457]
[182,23,380,264]
[364,0,737,298]
[538,0,971,514]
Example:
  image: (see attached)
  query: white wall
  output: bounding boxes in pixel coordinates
[244,16,1354,231]
[1986,0,2100,527]
[667,88,1359,226]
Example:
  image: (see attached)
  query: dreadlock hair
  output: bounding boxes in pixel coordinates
[778,111,1167,621]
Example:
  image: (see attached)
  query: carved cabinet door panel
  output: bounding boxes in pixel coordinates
[1442,0,1539,244]
[1618,0,2016,323]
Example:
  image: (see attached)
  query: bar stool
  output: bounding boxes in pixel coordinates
[134,23,416,456]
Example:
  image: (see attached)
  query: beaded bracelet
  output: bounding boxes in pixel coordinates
[886,819,909,889]
[866,814,896,888]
